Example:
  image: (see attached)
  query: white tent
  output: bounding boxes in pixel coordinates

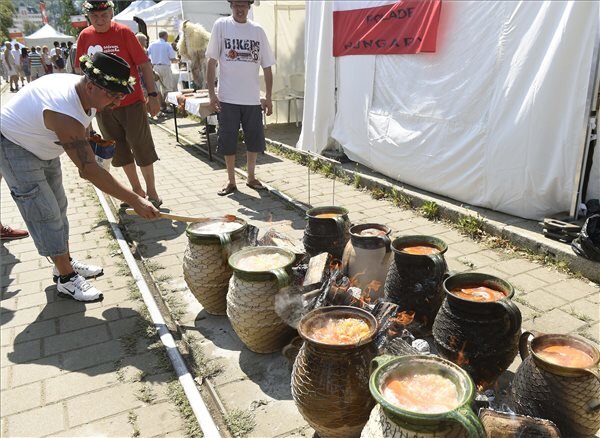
[24,24,74,48]
[113,0,158,33]
[300,1,600,220]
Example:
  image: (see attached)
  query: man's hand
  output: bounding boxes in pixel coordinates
[209,93,221,113]
[130,196,161,219]
[147,95,160,117]
[262,97,273,116]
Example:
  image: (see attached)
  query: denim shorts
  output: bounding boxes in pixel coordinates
[217,102,265,156]
[0,136,69,257]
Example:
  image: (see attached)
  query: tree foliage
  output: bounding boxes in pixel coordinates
[0,1,15,43]
[56,0,80,37]
[23,20,43,36]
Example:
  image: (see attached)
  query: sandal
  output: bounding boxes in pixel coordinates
[217,184,237,196]
[147,197,163,208]
[246,180,266,190]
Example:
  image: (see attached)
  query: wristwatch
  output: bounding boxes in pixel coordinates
[148,92,158,97]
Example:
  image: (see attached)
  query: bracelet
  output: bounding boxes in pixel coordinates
[147,92,158,97]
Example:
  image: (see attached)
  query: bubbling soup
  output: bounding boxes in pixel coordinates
[359,228,387,237]
[536,345,594,368]
[450,285,506,302]
[383,373,460,414]
[236,253,290,272]
[191,220,243,235]
[399,245,440,255]
[315,213,342,219]
[308,317,370,345]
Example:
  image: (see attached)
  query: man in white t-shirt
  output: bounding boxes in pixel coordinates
[0,52,159,302]
[206,0,275,196]
[147,30,177,112]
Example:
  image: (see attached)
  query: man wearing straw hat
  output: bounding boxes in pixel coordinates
[0,52,160,302]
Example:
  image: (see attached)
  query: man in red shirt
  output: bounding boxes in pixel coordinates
[76,0,163,208]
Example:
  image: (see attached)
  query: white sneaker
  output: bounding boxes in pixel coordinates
[56,274,104,302]
[53,259,103,282]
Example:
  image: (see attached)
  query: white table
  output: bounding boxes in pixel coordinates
[167,91,217,161]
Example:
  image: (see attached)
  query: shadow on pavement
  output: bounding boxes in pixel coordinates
[1,246,21,326]
[191,310,245,352]
[238,348,293,401]
[7,285,171,382]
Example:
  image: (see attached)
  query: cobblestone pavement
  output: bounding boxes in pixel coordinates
[1,94,599,437]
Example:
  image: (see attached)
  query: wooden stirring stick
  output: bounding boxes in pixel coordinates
[125,208,238,224]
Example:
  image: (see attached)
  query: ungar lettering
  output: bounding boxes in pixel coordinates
[366,7,415,24]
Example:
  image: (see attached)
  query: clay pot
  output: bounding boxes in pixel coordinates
[227,246,297,353]
[432,273,522,387]
[511,331,600,437]
[303,206,351,260]
[292,306,378,437]
[363,355,485,437]
[342,223,392,300]
[383,235,448,336]
[182,217,248,315]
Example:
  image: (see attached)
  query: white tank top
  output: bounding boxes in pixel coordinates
[1,74,96,160]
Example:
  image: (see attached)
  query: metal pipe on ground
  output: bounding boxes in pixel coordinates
[94,187,222,438]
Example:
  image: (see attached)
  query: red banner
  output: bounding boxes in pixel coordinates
[333,0,442,57]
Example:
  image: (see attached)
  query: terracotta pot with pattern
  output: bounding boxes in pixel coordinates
[303,206,351,260]
[182,217,248,315]
[433,273,522,387]
[292,306,378,437]
[227,246,296,353]
[511,331,600,437]
[384,235,448,336]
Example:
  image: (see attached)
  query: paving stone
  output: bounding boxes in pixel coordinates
[45,362,119,403]
[0,382,42,416]
[520,289,567,312]
[250,399,307,438]
[523,308,588,334]
[527,266,569,284]
[457,252,498,269]
[544,278,600,301]
[1,339,41,367]
[5,402,65,437]
[1,327,14,347]
[566,298,600,325]
[53,412,134,437]
[66,383,141,427]
[0,305,43,329]
[44,324,110,356]
[60,339,123,372]
[59,306,121,333]
[217,378,278,412]
[510,272,549,293]
[578,323,599,344]
[16,291,53,310]
[494,258,537,276]
[10,354,64,387]
[136,401,184,436]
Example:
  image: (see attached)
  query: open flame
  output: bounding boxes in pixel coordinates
[456,341,469,367]
[389,310,415,326]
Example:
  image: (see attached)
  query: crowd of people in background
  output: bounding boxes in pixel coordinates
[0,40,76,92]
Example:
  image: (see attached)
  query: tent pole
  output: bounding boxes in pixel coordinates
[570,7,600,219]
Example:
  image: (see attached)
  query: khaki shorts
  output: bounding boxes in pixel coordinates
[96,101,159,167]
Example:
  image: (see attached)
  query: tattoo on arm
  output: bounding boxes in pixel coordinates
[56,137,96,169]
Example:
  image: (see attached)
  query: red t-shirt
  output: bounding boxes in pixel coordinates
[76,21,149,108]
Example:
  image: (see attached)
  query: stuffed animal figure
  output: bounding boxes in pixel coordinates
[178,20,210,89]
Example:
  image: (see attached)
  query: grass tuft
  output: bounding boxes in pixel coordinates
[421,200,440,221]
[224,409,256,438]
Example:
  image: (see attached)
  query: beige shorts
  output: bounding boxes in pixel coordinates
[96,101,159,167]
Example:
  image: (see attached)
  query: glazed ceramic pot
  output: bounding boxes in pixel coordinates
[383,235,448,336]
[511,331,600,436]
[292,306,378,437]
[303,206,351,259]
[227,246,297,353]
[342,223,392,300]
[182,217,248,315]
[432,273,521,387]
[363,354,485,437]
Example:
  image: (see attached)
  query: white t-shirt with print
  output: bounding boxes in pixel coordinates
[206,16,275,106]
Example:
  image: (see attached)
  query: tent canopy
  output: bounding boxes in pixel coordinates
[24,24,74,48]
[300,1,599,220]
[113,0,158,32]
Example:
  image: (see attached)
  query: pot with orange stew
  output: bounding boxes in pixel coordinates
[383,235,449,336]
[432,272,522,387]
[291,306,378,437]
[511,331,600,437]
